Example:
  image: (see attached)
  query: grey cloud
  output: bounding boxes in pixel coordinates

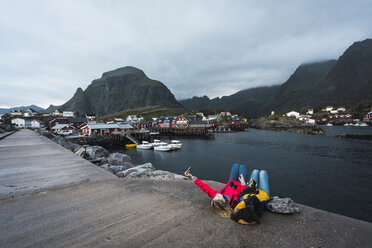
[1,0,371,107]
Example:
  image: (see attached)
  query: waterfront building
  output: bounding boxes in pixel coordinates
[49,118,87,129]
[62,111,75,117]
[51,124,75,133]
[196,112,207,121]
[24,108,38,117]
[11,118,26,128]
[51,109,63,116]
[207,115,219,121]
[286,111,300,119]
[81,123,134,136]
[10,110,23,116]
[31,120,44,128]
[325,106,334,111]
[107,118,125,124]
[363,111,372,123]
[86,114,97,123]
[220,112,231,116]
[337,106,346,112]
[126,115,138,123]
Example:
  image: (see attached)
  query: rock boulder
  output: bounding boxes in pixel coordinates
[108,152,132,165]
[126,170,188,180]
[116,163,155,178]
[85,146,110,160]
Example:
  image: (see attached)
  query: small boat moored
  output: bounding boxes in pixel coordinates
[125,144,137,149]
[170,140,182,150]
[151,139,161,148]
[153,142,172,152]
[137,141,152,150]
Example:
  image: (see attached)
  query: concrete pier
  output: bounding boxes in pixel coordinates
[0,130,371,247]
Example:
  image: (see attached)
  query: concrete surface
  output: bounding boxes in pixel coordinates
[0,129,371,248]
[0,129,115,198]
[0,131,16,140]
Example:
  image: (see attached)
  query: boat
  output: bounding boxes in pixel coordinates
[151,139,161,148]
[125,144,137,149]
[153,142,172,152]
[360,123,368,127]
[170,140,182,150]
[326,123,333,126]
[137,141,152,150]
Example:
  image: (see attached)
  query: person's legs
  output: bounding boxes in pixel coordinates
[228,163,239,182]
[238,165,247,182]
[258,170,270,196]
[249,169,259,184]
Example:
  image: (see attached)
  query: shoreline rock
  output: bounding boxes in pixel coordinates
[39,130,186,180]
[336,134,372,140]
[251,117,324,135]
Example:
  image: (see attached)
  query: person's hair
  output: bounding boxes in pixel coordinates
[210,198,233,218]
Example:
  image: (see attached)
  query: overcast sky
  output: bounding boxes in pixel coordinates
[1,0,371,108]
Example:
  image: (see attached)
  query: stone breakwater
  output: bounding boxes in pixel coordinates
[252,117,324,135]
[39,130,187,180]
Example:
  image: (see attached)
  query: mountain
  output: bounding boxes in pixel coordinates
[0,104,46,114]
[315,39,372,104]
[267,39,372,113]
[181,39,372,116]
[61,66,184,116]
[263,60,337,113]
[180,85,281,117]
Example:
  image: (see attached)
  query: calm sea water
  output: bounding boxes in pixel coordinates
[122,126,372,222]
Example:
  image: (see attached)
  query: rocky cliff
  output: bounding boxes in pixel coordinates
[61,66,184,116]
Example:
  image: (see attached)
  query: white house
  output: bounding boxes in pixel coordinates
[24,108,38,117]
[325,106,334,111]
[337,106,346,112]
[12,118,44,128]
[330,110,338,114]
[51,109,63,116]
[31,120,44,128]
[11,110,23,116]
[126,115,138,123]
[286,111,300,119]
[63,111,75,117]
[196,112,207,121]
[207,115,219,121]
[307,119,316,124]
[306,109,314,115]
[51,124,74,133]
[220,112,231,116]
[12,118,26,128]
[86,114,97,123]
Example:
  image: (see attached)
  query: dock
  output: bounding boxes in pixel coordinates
[1,129,371,247]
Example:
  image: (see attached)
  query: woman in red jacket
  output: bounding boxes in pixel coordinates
[184,163,248,218]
